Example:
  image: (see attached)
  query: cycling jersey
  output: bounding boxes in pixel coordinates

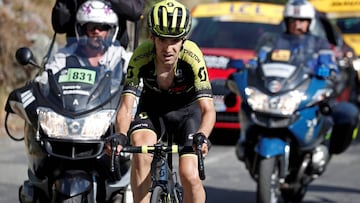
[123,39,213,114]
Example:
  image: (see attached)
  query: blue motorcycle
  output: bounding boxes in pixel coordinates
[225,48,336,203]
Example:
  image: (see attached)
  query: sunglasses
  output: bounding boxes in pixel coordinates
[86,23,111,31]
[288,18,310,23]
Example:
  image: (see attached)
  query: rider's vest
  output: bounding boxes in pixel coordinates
[66,55,82,67]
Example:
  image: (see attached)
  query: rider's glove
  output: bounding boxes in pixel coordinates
[193,132,212,151]
[106,133,129,147]
[247,58,258,69]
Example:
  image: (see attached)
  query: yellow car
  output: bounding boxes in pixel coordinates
[310,0,360,55]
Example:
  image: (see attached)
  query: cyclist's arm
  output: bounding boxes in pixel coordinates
[116,94,136,135]
[116,44,147,135]
[195,98,215,157]
[182,40,216,138]
[197,98,216,138]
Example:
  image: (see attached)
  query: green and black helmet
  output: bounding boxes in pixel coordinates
[147,0,191,38]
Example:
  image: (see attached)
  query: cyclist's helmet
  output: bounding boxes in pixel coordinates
[147,0,191,38]
[75,0,119,45]
[283,0,316,32]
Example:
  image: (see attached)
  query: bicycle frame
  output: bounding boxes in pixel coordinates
[150,142,183,202]
[122,134,205,203]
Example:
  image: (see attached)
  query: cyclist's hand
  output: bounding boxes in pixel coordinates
[105,133,129,156]
[193,132,212,157]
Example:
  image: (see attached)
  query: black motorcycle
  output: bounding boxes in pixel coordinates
[4,47,132,203]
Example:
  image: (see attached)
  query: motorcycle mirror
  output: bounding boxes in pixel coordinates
[15,47,40,68]
[225,77,240,99]
[224,92,237,108]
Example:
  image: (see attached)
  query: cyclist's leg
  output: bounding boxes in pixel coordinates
[165,103,206,203]
[179,155,205,203]
[128,112,159,203]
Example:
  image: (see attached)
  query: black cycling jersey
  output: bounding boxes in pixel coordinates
[123,39,213,115]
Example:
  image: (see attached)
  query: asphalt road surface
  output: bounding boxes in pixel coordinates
[1,133,360,203]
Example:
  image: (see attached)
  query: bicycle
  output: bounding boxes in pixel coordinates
[121,134,206,203]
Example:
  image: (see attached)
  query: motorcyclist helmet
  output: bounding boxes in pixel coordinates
[283,0,316,32]
[75,0,119,46]
[147,0,191,39]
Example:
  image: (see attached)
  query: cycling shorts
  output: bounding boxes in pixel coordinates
[129,102,201,155]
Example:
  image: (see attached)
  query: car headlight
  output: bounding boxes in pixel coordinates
[37,107,115,140]
[245,87,305,116]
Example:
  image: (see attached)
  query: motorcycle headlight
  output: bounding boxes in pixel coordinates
[245,87,305,116]
[37,107,115,140]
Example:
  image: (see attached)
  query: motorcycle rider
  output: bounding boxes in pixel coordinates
[51,0,145,49]
[42,0,131,75]
[107,0,216,202]
[236,0,359,159]
[34,0,132,201]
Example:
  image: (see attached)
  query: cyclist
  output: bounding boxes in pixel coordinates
[110,0,216,202]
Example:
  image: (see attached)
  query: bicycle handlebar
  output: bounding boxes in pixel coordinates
[110,139,121,181]
[122,144,206,180]
[195,144,206,180]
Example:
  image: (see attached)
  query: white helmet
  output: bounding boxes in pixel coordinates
[75,0,119,45]
[283,0,316,32]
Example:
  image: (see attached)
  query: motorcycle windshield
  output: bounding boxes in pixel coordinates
[41,65,123,114]
[253,49,314,93]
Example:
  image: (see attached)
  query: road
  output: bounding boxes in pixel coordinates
[1,134,360,203]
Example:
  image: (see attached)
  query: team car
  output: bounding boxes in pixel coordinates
[189,2,284,133]
[188,1,353,134]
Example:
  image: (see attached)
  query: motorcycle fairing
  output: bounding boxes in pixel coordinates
[5,82,40,127]
[288,105,330,147]
[54,170,92,197]
[47,66,123,115]
[255,137,287,157]
[297,76,333,110]
[5,66,123,125]
[248,62,311,95]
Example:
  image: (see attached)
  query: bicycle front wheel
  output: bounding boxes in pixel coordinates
[150,186,168,203]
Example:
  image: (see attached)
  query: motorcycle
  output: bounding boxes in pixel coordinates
[4,46,132,203]
[225,48,338,203]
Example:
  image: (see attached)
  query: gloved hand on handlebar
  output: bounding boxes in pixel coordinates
[105,133,129,156]
[193,132,212,157]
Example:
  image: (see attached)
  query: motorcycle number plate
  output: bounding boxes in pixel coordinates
[58,68,97,85]
[271,49,290,62]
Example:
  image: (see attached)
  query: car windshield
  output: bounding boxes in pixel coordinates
[189,18,282,49]
[335,17,360,33]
